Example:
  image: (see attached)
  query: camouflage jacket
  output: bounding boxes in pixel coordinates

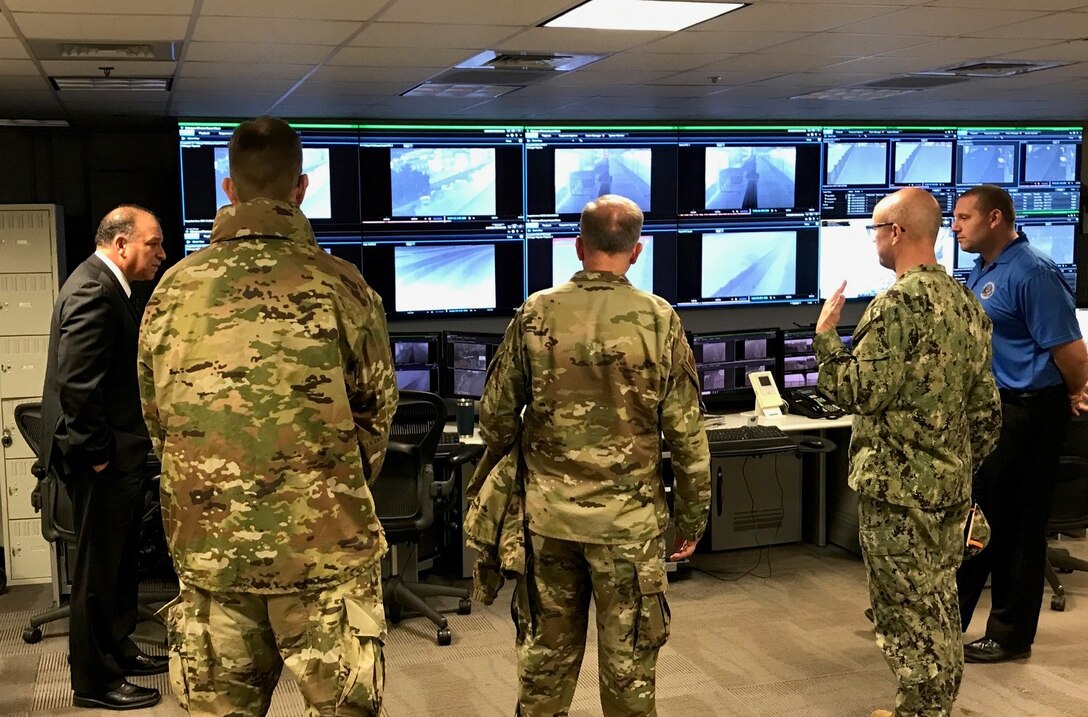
[480,270,711,545]
[463,444,526,605]
[137,199,398,594]
[814,264,1001,510]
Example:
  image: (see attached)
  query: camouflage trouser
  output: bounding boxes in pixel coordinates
[515,533,670,717]
[164,563,385,717]
[859,496,968,717]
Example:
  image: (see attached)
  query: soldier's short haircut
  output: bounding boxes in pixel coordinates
[579,195,644,254]
[960,184,1016,226]
[228,116,302,202]
[94,204,156,247]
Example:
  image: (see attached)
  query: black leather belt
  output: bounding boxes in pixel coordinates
[999,384,1066,402]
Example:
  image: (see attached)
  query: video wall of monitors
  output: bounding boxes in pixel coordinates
[179,122,1083,318]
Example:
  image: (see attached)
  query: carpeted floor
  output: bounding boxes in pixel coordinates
[1,539,1086,716]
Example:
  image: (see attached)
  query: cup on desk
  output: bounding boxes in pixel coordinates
[456,398,475,438]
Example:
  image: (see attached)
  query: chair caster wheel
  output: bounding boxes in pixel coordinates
[1051,594,1066,611]
[388,604,402,624]
[457,598,472,615]
[1058,567,1074,574]
[23,627,42,644]
[437,627,452,646]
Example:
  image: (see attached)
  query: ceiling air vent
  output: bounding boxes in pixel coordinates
[863,75,970,90]
[30,40,179,61]
[916,60,1069,78]
[404,49,607,98]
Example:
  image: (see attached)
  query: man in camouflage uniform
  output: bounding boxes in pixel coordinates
[480,194,711,717]
[138,117,397,716]
[814,187,1001,717]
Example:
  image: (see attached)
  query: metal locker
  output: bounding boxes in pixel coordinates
[5,458,39,521]
[0,274,54,337]
[7,517,50,581]
[1,398,35,460]
[0,336,49,398]
[0,209,55,274]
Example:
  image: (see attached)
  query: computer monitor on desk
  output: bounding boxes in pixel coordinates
[779,326,854,388]
[442,331,503,399]
[390,332,442,393]
[690,328,779,410]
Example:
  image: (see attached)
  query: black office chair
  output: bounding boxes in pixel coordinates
[12,402,175,643]
[371,390,482,646]
[1045,455,1088,612]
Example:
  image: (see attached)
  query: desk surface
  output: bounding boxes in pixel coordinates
[705,412,853,432]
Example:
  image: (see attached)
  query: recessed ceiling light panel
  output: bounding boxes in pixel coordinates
[544,0,746,32]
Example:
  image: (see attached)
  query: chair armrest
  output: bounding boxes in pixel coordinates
[386,440,417,457]
[446,443,486,467]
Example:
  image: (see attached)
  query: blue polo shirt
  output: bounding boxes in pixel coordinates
[966,233,1081,391]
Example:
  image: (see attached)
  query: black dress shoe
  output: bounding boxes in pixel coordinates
[118,652,169,676]
[963,636,1031,663]
[73,681,161,710]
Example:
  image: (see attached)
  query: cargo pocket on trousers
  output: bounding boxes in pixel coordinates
[858,525,929,596]
[633,559,671,652]
[160,594,191,711]
[338,596,386,715]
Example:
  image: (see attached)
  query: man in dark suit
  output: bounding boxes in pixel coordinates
[40,205,168,710]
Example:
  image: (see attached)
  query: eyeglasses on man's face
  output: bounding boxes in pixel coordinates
[865,222,901,238]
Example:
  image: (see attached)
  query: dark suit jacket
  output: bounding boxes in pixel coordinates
[40,255,152,477]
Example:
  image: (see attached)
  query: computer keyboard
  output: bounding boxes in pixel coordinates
[705,425,796,456]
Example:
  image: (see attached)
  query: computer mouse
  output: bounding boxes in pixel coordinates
[799,438,824,450]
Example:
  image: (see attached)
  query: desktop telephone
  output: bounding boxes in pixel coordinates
[783,386,845,419]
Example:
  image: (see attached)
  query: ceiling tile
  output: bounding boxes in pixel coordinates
[995,41,1088,63]
[497,27,665,54]
[827,56,962,75]
[0,90,63,113]
[11,13,190,41]
[652,69,787,86]
[192,17,359,45]
[693,3,900,33]
[307,65,440,84]
[836,7,1046,37]
[184,42,333,65]
[877,36,1055,61]
[377,0,575,26]
[173,77,296,95]
[202,0,385,21]
[764,33,932,58]
[701,54,850,74]
[986,12,1088,39]
[5,0,193,13]
[179,62,312,81]
[547,68,677,86]
[348,23,518,49]
[0,14,13,38]
[288,81,414,98]
[585,52,729,72]
[926,0,1086,8]
[0,38,29,59]
[631,31,804,54]
[0,75,50,90]
[328,46,470,68]
[0,58,38,73]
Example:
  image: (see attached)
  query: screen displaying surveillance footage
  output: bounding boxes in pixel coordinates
[179,121,1081,317]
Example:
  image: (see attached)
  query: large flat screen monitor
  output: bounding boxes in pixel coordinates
[676,221,820,306]
[362,225,525,320]
[676,126,823,220]
[525,127,677,221]
[524,220,677,302]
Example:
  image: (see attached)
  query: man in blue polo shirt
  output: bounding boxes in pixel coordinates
[953,184,1088,663]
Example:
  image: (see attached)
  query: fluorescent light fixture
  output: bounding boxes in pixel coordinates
[50,77,173,91]
[544,0,746,32]
[792,87,918,101]
[402,83,521,99]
